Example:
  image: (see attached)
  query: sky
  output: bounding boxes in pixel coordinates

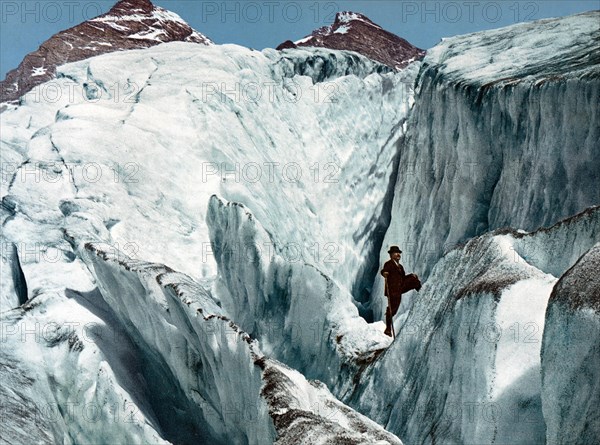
[1,0,599,79]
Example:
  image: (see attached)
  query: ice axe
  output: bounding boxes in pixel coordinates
[384,275,396,340]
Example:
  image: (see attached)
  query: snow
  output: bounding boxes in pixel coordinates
[259,357,402,444]
[98,21,129,32]
[128,28,168,42]
[375,11,600,315]
[491,277,554,396]
[92,7,189,28]
[207,196,393,390]
[334,25,350,35]
[2,41,410,293]
[1,9,597,445]
[31,66,47,77]
[425,11,600,85]
[80,242,276,444]
[1,290,170,444]
[293,35,313,45]
[202,191,596,445]
[337,11,383,29]
[87,4,213,44]
[349,214,598,444]
[0,40,416,443]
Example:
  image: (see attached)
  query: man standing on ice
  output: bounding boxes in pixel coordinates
[381,245,421,337]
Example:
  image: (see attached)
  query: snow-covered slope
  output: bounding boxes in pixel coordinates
[0,36,415,442]
[375,11,600,322]
[1,230,403,444]
[257,356,402,444]
[541,243,600,444]
[1,41,416,297]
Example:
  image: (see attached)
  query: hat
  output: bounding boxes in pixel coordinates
[388,245,402,254]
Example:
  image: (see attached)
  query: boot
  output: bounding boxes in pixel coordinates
[384,307,393,337]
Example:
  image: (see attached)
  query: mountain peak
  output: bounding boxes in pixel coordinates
[110,0,155,15]
[276,10,425,70]
[334,11,382,28]
[1,0,211,103]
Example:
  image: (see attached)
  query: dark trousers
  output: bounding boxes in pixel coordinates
[385,294,401,332]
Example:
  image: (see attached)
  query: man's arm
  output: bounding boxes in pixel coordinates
[381,260,391,277]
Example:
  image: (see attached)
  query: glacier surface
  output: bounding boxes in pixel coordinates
[1,10,599,445]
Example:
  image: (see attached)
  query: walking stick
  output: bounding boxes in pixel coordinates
[384,275,396,340]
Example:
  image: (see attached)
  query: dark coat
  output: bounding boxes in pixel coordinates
[381,259,406,297]
[402,273,422,294]
[381,260,422,298]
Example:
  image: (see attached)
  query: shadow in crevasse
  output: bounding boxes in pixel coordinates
[65,287,215,445]
[351,129,405,323]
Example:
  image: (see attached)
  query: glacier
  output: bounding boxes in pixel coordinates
[1,8,599,445]
[356,11,600,444]
[376,10,599,293]
[348,206,599,445]
[206,11,600,445]
[1,41,412,443]
[541,243,600,445]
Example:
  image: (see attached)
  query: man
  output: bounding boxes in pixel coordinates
[381,245,421,337]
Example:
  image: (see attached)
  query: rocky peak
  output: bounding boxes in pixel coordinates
[330,11,383,30]
[110,0,155,15]
[277,10,425,71]
[1,0,211,103]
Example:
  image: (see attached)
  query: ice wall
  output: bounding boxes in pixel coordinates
[207,195,392,391]
[80,242,276,444]
[375,11,600,321]
[264,46,393,82]
[0,286,171,444]
[541,243,600,444]
[80,241,403,444]
[349,206,599,445]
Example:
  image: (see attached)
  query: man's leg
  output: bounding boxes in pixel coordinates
[385,306,392,336]
[390,294,402,317]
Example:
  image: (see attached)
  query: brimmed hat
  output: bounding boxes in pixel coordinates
[388,245,402,254]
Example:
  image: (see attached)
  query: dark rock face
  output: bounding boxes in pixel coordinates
[277,11,425,70]
[0,0,211,103]
[276,40,297,50]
